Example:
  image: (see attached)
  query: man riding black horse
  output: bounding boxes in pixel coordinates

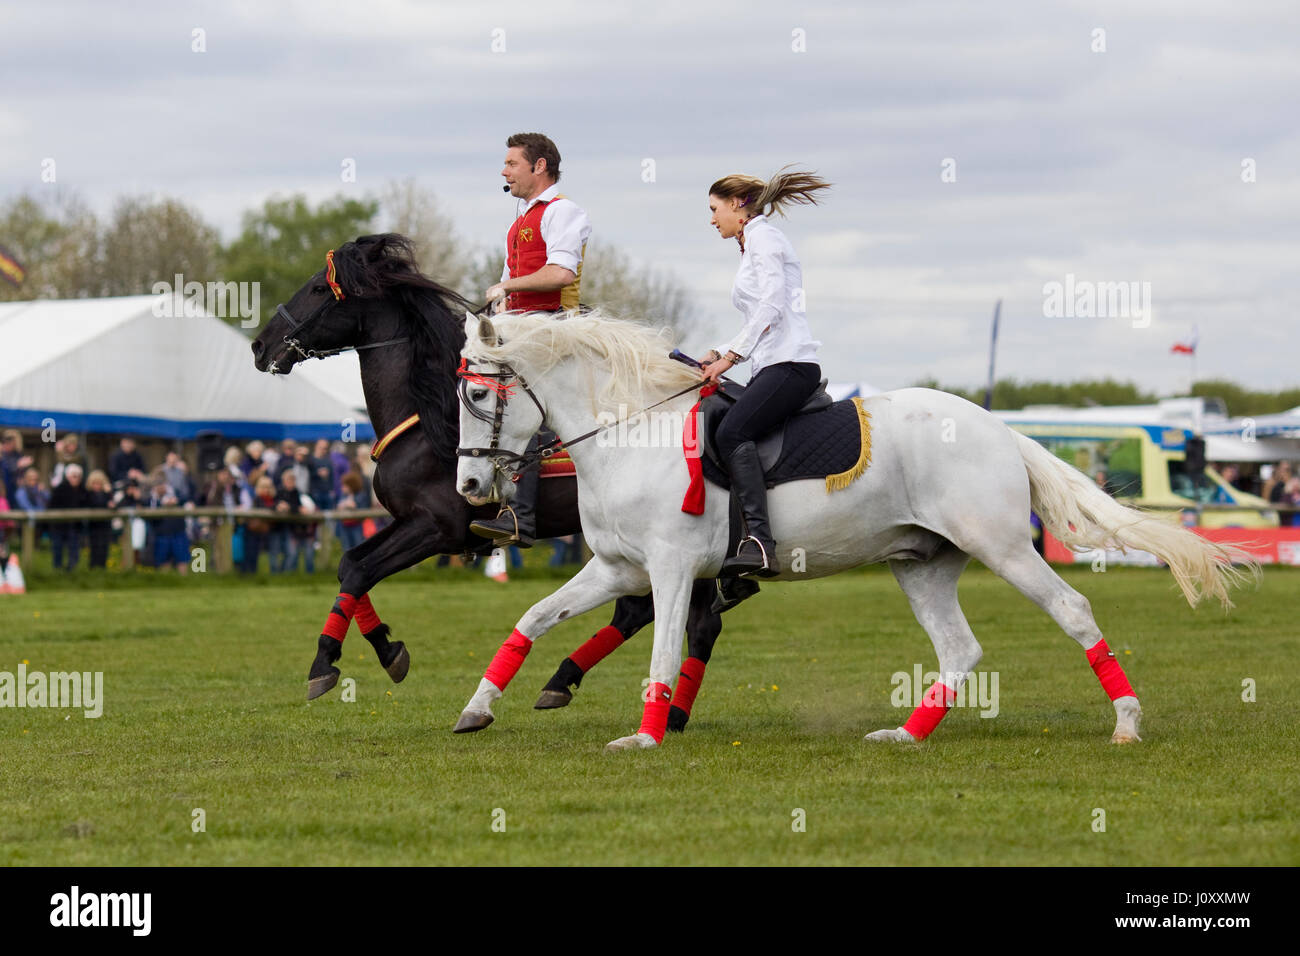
[471,132,590,548]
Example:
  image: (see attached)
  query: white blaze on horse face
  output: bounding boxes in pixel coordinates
[456,378,499,505]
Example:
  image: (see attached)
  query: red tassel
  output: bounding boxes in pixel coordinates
[681,384,716,515]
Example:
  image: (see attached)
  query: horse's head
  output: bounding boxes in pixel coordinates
[251,234,427,375]
[455,313,545,506]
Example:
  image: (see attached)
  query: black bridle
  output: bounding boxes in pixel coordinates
[269,294,497,374]
[455,360,551,483]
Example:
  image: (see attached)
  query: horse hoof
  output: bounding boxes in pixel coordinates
[1110,731,1142,744]
[666,706,689,732]
[863,727,916,743]
[306,668,340,701]
[384,642,410,683]
[453,710,494,734]
[534,688,573,710]
[604,732,658,752]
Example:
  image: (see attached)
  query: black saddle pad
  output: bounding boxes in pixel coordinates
[700,396,865,490]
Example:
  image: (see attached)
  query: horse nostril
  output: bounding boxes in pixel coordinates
[461,478,479,497]
[251,340,264,361]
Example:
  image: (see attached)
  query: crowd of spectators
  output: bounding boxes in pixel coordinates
[0,430,381,572]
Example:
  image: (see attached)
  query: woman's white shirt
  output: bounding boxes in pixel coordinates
[719,215,820,375]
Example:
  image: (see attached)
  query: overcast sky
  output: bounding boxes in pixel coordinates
[3,0,1297,396]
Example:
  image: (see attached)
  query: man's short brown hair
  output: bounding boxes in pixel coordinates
[507,132,562,182]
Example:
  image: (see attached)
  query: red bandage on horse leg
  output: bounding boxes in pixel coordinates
[569,625,625,673]
[901,681,957,741]
[321,593,358,642]
[354,592,382,634]
[672,657,707,717]
[638,681,673,743]
[1086,639,1136,701]
[484,629,532,692]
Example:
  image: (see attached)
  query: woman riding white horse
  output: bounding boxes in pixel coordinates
[453,311,1256,751]
[700,168,831,577]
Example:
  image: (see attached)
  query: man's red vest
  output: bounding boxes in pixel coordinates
[506,195,583,312]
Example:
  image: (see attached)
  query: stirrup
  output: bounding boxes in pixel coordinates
[722,535,779,578]
[469,506,534,548]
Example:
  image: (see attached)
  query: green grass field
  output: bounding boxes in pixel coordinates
[1,557,1297,866]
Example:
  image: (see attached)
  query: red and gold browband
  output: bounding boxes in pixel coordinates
[325,250,344,301]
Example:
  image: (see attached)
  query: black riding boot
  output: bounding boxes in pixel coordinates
[470,458,539,549]
[720,441,780,578]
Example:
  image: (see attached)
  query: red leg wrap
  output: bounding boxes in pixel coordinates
[354,593,382,634]
[900,682,957,741]
[568,625,625,672]
[638,681,673,743]
[672,657,707,716]
[1086,639,1136,700]
[484,629,532,692]
[321,593,358,642]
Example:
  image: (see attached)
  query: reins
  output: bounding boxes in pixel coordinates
[455,351,710,478]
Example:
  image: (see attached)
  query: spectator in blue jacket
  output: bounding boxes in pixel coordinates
[14,467,49,512]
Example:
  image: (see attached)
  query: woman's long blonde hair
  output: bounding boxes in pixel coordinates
[708,165,832,218]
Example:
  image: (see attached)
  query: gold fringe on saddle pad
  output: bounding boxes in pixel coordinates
[824,397,872,493]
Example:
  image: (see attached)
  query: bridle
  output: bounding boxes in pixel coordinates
[455,358,550,484]
[455,352,710,489]
[267,248,494,373]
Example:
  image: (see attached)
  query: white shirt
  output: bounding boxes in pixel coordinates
[500,183,592,280]
[718,215,820,375]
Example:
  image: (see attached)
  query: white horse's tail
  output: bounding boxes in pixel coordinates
[1012,431,1259,609]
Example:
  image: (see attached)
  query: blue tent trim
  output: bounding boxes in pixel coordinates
[0,406,375,442]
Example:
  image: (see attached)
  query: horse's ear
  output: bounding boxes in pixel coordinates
[464,311,496,345]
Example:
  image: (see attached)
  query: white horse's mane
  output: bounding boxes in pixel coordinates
[464,309,703,413]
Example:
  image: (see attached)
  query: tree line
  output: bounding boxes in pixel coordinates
[0,179,696,335]
[916,377,1300,418]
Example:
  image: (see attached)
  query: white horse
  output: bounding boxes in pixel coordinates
[453,310,1256,751]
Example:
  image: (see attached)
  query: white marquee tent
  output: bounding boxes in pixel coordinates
[0,296,373,441]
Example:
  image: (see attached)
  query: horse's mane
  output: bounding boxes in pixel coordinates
[464,310,702,414]
[331,234,471,460]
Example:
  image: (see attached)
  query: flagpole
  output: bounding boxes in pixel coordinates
[983,299,1001,410]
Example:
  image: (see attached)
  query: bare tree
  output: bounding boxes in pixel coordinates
[376,178,473,292]
[0,191,102,300]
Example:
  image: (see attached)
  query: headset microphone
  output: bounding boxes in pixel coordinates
[502,185,511,192]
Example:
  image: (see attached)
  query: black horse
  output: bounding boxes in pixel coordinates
[251,234,728,730]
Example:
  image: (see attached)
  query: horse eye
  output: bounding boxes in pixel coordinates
[471,387,489,402]
[312,285,328,295]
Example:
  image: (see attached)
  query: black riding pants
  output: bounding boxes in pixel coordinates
[714,361,822,460]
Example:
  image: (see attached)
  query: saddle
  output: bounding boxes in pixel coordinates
[697,379,863,490]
